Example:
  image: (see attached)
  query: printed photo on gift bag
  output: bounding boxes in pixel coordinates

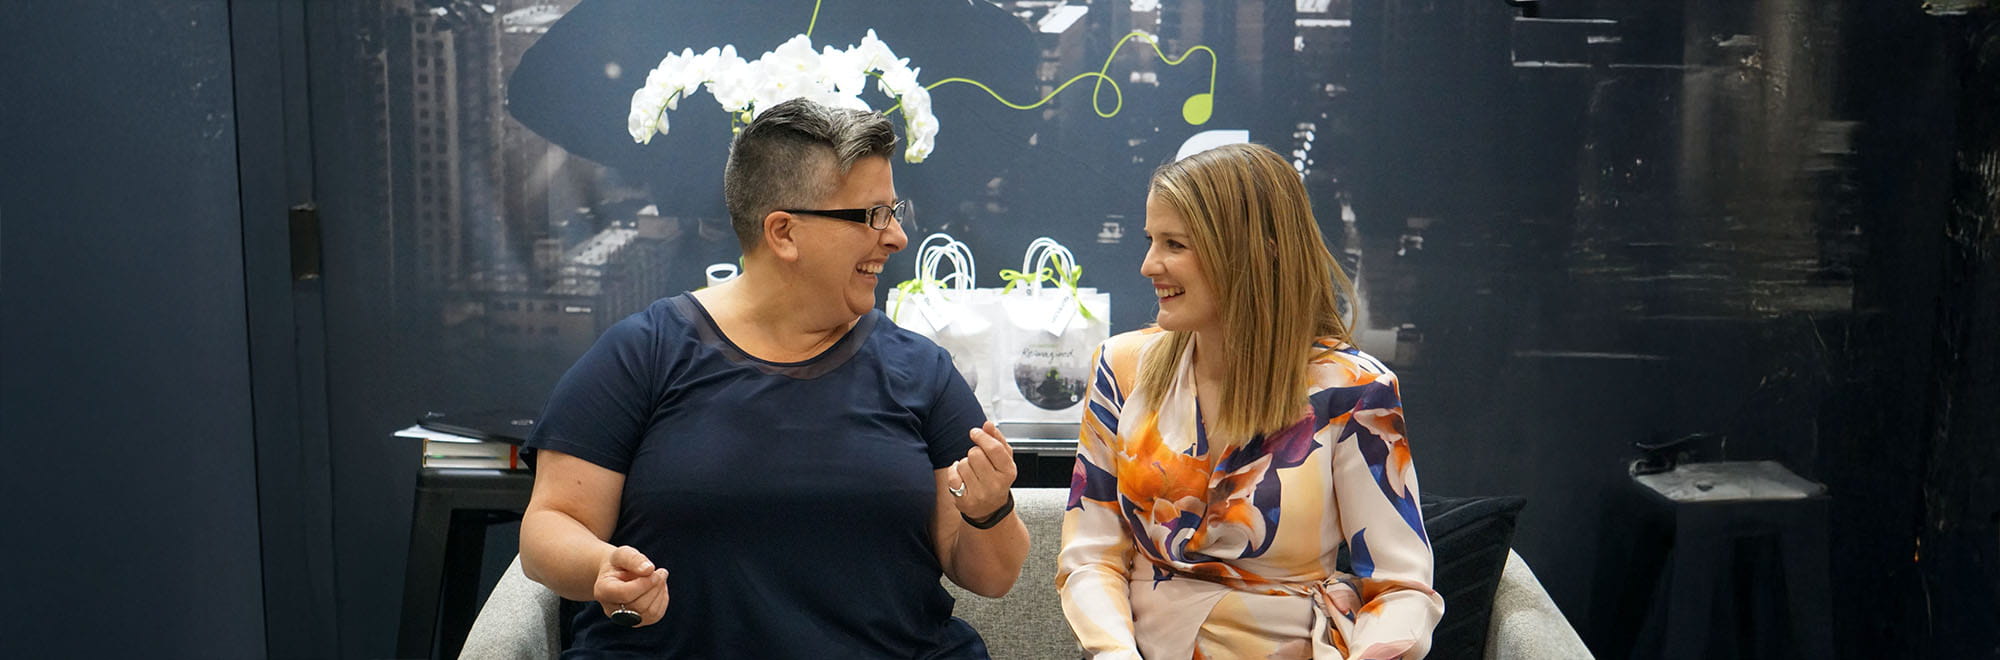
[1010,324,1095,411]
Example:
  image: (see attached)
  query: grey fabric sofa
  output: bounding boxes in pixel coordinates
[458,488,1591,659]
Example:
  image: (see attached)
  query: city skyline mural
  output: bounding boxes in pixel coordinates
[344,0,1370,414]
[337,0,1865,448]
[301,1,1918,655]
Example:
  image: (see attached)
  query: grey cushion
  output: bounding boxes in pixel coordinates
[1486,550,1594,659]
[943,488,1080,658]
[457,555,560,660]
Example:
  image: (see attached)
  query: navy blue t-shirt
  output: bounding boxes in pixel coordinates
[526,294,990,659]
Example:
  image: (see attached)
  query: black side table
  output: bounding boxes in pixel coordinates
[395,468,533,660]
[1631,460,1834,660]
[998,421,1079,488]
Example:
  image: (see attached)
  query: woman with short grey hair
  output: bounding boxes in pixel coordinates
[519,98,1029,658]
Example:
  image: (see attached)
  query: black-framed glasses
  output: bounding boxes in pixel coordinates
[784,199,915,231]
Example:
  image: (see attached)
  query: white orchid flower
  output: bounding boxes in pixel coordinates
[902,92,938,162]
[818,46,869,96]
[627,32,942,161]
[628,85,671,143]
[769,34,820,74]
[706,49,755,112]
[876,61,919,98]
[854,29,898,73]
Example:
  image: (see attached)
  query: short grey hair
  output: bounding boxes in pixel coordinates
[723,98,898,250]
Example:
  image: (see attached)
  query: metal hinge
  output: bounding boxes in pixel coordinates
[289,203,321,281]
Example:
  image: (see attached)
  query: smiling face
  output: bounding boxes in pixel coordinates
[791,156,908,318]
[1140,191,1222,337]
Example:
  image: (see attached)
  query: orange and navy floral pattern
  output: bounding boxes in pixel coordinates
[1057,329,1443,660]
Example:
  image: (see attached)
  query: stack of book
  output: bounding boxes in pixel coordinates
[396,411,537,470]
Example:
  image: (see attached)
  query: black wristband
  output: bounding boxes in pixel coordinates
[961,493,1015,529]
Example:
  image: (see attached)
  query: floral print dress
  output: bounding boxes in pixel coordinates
[1057,329,1444,660]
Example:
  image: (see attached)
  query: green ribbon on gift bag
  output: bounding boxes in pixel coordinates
[998,267,1054,294]
[1054,263,1100,323]
[999,265,1100,323]
[889,276,953,322]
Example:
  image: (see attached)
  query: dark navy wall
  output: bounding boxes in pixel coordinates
[0,2,266,657]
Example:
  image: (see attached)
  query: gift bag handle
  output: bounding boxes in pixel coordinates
[894,233,976,320]
[1008,237,1099,322]
[1018,237,1068,292]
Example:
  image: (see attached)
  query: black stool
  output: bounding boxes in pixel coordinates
[396,468,533,660]
[1631,460,1833,660]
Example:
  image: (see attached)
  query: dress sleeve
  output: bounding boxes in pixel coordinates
[523,309,665,474]
[1327,369,1445,659]
[1056,344,1143,659]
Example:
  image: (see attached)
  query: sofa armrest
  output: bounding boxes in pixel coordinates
[1484,550,1592,660]
[459,555,563,660]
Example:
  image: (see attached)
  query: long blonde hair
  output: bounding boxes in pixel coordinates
[1136,143,1359,443]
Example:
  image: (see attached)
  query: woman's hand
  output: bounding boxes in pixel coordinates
[594,545,669,626]
[945,421,1018,521]
[934,421,1029,597]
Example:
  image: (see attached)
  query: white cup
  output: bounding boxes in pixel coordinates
[705,263,740,288]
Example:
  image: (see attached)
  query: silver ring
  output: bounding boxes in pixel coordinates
[948,484,966,497]
[609,603,641,626]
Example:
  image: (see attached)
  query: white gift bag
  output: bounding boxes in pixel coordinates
[992,237,1111,424]
[889,234,1000,412]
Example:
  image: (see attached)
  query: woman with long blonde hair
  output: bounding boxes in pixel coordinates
[1057,143,1442,659]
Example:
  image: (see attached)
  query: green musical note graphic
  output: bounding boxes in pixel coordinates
[929,29,1217,126]
[806,0,1218,126]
